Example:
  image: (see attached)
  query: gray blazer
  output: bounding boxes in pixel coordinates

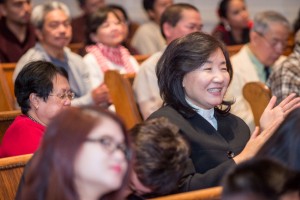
[14,43,94,106]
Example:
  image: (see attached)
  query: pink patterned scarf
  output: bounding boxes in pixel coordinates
[86,43,136,73]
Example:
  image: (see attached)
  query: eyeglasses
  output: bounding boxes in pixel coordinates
[255,31,287,51]
[85,135,130,159]
[49,91,75,101]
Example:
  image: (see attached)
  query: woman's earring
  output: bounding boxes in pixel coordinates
[224,22,231,31]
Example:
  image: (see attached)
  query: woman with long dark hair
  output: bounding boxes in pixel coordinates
[18,106,132,200]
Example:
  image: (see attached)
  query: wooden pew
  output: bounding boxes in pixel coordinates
[133,54,150,64]
[226,45,243,57]
[0,110,21,143]
[243,82,271,126]
[0,65,14,111]
[150,186,222,200]
[104,70,142,129]
[0,63,16,100]
[0,154,33,200]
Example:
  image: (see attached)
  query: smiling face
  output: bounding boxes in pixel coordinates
[182,48,230,110]
[91,12,124,47]
[224,0,249,29]
[36,9,72,51]
[74,117,128,197]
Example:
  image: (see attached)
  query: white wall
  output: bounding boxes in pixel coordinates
[106,0,300,33]
[32,0,299,33]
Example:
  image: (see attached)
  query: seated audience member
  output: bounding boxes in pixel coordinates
[0,61,71,158]
[71,0,106,43]
[130,0,173,55]
[280,174,300,200]
[83,7,139,88]
[108,4,139,55]
[268,30,300,103]
[16,106,131,200]
[126,117,189,199]
[222,158,298,200]
[0,0,36,63]
[256,107,300,171]
[133,3,203,119]
[226,11,290,131]
[148,32,300,191]
[13,1,111,107]
[212,0,251,46]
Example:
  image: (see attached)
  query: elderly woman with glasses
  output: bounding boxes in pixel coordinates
[0,61,73,158]
[16,106,131,200]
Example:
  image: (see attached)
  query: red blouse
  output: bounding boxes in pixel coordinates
[0,115,45,158]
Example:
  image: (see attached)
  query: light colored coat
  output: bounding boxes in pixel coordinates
[14,43,94,106]
[226,45,286,131]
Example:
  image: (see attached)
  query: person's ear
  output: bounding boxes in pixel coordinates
[35,29,43,41]
[147,9,156,21]
[0,4,7,17]
[90,32,98,43]
[29,93,40,110]
[162,22,174,39]
[250,31,260,46]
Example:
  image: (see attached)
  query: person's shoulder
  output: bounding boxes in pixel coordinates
[140,51,163,68]
[135,21,158,35]
[9,115,43,129]
[148,106,180,120]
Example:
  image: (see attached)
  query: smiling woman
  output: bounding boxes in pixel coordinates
[83,7,140,89]
[148,32,299,192]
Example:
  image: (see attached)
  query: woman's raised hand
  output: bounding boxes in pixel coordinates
[259,93,300,130]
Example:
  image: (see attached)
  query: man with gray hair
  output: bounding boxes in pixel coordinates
[226,11,290,131]
[268,30,300,104]
[13,1,111,107]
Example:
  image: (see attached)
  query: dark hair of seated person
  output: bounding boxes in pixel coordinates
[256,108,300,171]
[221,158,297,200]
[14,60,68,115]
[129,117,189,197]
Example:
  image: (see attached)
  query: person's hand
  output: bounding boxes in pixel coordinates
[233,118,282,164]
[91,83,112,108]
[259,93,300,130]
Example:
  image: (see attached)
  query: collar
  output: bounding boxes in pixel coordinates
[245,45,269,82]
[185,97,215,120]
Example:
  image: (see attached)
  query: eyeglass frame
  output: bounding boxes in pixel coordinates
[85,135,130,160]
[48,91,75,101]
[254,30,288,51]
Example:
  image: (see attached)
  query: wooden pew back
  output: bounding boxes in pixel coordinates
[243,82,271,126]
[0,63,16,99]
[150,186,222,200]
[0,65,14,111]
[0,154,32,200]
[0,110,21,143]
[104,70,142,129]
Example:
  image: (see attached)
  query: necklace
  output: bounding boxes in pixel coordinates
[27,114,43,126]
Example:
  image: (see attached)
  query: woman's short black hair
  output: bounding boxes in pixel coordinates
[156,32,233,117]
[15,60,68,115]
[86,7,120,45]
